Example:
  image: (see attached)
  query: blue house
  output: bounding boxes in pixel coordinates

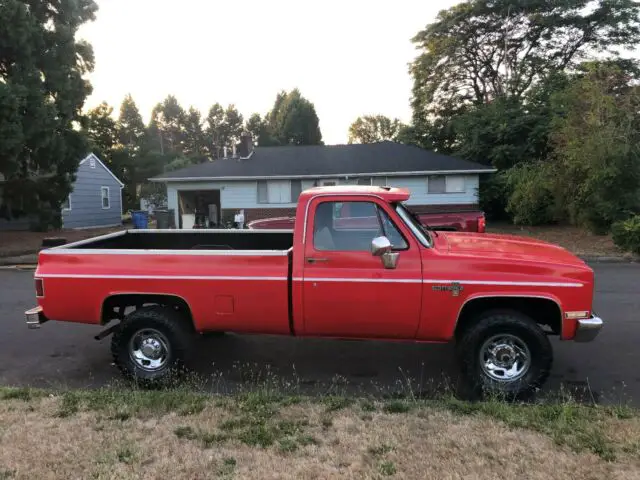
[61,153,124,229]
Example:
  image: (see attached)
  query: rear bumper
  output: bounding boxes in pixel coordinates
[573,314,603,342]
[25,306,48,329]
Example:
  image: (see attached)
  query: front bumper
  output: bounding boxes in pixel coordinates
[573,314,603,342]
[25,306,48,329]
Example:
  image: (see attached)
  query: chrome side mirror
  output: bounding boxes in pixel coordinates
[371,236,399,269]
[371,236,392,256]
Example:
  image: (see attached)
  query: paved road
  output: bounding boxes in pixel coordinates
[1,264,638,404]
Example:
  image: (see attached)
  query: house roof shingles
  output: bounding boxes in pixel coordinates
[150,141,494,182]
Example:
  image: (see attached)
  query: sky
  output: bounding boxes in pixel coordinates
[78,0,461,145]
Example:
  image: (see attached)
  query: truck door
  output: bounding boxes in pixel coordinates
[302,198,422,339]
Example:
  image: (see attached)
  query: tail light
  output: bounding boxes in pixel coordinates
[35,278,44,298]
[478,215,486,233]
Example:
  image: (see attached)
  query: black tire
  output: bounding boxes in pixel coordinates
[111,306,194,388]
[456,309,553,400]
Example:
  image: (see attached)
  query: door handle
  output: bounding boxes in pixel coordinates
[306,257,329,264]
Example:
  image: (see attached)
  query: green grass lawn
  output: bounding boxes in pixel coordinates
[0,386,638,479]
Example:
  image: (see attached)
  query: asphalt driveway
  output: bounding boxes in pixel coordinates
[0,263,638,405]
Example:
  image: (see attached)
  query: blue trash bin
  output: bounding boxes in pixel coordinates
[131,210,149,229]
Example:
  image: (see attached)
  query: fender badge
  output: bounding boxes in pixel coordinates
[432,282,464,296]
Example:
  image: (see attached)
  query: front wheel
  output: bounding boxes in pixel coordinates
[111,306,194,388]
[456,309,553,399]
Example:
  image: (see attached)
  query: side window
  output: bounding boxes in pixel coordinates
[313,201,407,251]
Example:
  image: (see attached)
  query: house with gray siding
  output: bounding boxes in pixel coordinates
[61,153,124,229]
[150,136,495,229]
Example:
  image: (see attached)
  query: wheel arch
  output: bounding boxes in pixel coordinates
[101,293,196,332]
[454,295,563,340]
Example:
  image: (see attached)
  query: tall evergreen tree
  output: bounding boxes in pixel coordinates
[0,0,98,228]
[266,89,322,145]
[182,107,206,160]
[153,95,186,155]
[205,103,225,158]
[84,102,118,159]
[204,103,245,157]
[117,94,146,151]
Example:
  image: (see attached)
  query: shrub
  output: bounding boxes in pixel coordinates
[612,216,640,254]
[504,163,556,226]
[478,172,510,221]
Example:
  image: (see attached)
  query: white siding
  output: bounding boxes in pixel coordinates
[165,174,479,225]
[167,181,259,228]
[389,175,478,206]
[301,180,316,191]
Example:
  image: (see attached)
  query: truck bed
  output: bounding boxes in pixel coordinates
[35,229,294,334]
[59,229,294,251]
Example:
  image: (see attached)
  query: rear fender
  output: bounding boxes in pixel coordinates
[101,293,196,331]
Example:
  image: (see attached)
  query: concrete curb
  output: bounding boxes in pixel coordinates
[579,256,639,263]
[0,254,38,267]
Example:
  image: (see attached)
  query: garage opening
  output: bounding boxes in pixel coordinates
[177,190,221,229]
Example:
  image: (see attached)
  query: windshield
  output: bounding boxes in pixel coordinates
[394,202,432,247]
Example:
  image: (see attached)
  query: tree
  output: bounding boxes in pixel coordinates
[205,103,225,158]
[0,0,98,229]
[84,102,118,159]
[117,94,146,150]
[348,115,403,144]
[204,103,245,157]
[245,113,263,144]
[182,107,206,160]
[548,61,640,233]
[410,0,640,124]
[113,95,147,210]
[266,89,323,145]
[150,95,186,155]
[223,104,244,150]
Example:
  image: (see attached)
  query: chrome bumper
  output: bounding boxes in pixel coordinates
[25,306,48,329]
[574,314,603,342]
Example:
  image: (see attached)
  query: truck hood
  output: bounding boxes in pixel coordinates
[441,232,587,267]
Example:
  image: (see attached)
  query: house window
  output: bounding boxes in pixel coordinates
[89,157,96,168]
[62,195,71,211]
[101,186,110,209]
[446,176,465,193]
[257,180,292,204]
[291,180,302,201]
[371,177,387,186]
[427,176,446,194]
[268,180,291,203]
[257,181,268,203]
[428,175,465,194]
[357,177,372,186]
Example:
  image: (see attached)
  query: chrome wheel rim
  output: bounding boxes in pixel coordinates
[128,328,170,371]
[479,334,531,382]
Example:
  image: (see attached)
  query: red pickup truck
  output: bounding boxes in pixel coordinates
[247,209,486,233]
[26,185,602,398]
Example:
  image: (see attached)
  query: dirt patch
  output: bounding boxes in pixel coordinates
[0,227,123,258]
[488,223,629,258]
[0,388,638,479]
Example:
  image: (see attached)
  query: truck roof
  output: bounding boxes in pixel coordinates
[300,185,410,202]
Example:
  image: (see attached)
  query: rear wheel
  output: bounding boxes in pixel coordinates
[456,309,553,399]
[111,306,194,388]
